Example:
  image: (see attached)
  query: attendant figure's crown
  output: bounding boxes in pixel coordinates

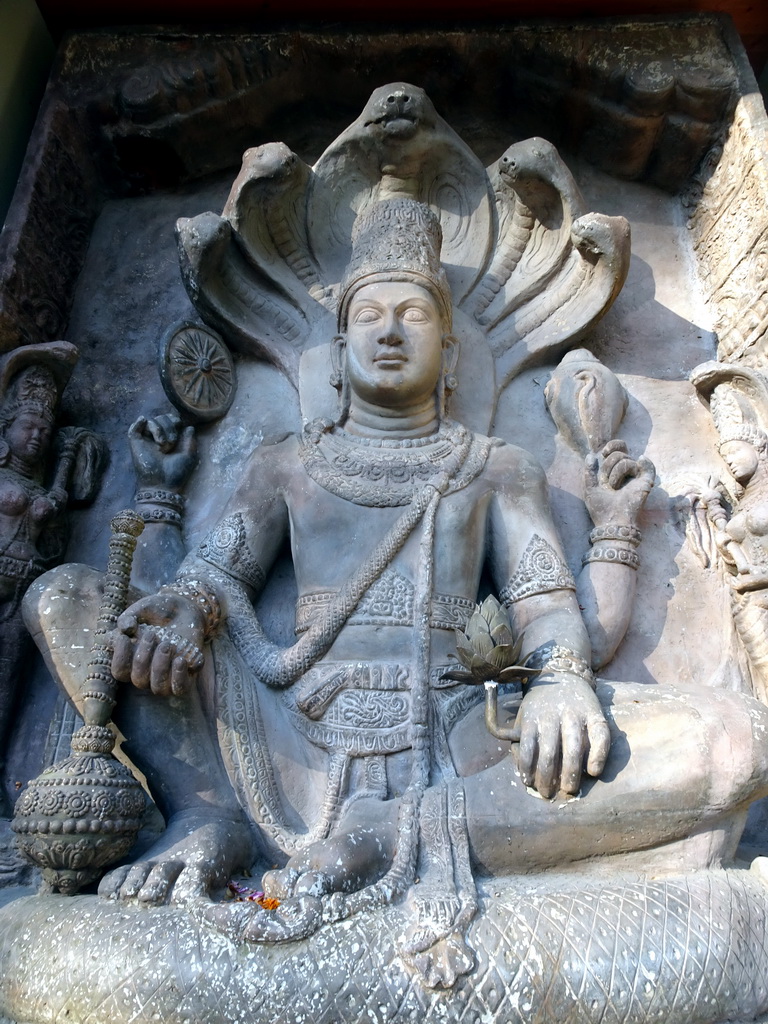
[711,385,768,453]
[717,423,768,452]
[338,199,452,330]
[5,366,58,424]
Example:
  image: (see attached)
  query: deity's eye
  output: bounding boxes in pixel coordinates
[401,307,430,323]
[352,308,381,324]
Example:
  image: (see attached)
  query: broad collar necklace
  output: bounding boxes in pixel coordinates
[299,419,474,507]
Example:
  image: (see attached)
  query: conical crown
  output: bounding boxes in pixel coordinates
[338,199,452,330]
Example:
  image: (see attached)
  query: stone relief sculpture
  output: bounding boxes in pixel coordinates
[5,75,768,1024]
[0,340,104,814]
[690,361,768,704]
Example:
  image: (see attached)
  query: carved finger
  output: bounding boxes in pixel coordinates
[147,416,172,451]
[597,451,624,488]
[293,870,332,898]
[98,864,130,900]
[132,631,160,689]
[263,866,300,899]
[586,715,612,777]
[138,861,183,905]
[116,609,139,637]
[533,720,560,799]
[171,655,191,697]
[559,716,586,795]
[180,424,197,456]
[242,895,321,942]
[111,632,136,683]
[201,901,254,942]
[168,863,209,905]
[606,457,638,490]
[636,456,656,490]
[119,862,154,899]
[584,452,600,490]
[154,411,182,443]
[127,416,148,442]
[516,716,538,788]
[150,641,175,696]
[601,439,627,457]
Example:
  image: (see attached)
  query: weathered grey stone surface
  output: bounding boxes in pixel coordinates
[1,14,768,1024]
[3,869,768,1024]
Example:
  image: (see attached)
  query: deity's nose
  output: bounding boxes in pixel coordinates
[385,89,411,114]
[378,331,403,346]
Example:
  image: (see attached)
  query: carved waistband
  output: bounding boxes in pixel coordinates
[288,661,480,758]
[295,568,474,634]
[0,554,45,585]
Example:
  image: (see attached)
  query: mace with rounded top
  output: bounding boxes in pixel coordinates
[12,510,147,894]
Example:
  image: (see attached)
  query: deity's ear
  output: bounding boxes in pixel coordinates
[442,334,459,375]
[330,334,346,391]
[0,437,8,465]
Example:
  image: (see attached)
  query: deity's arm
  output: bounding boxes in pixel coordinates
[173,436,291,609]
[127,414,199,593]
[575,441,655,670]
[485,445,589,658]
[485,443,610,797]
[113,436,291,695]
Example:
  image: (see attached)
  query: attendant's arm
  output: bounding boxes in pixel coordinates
[487,445,610,798]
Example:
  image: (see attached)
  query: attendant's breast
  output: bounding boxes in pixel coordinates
[0,477,29,517]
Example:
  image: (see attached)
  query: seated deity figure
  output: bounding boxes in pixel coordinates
[106,201,608,928]
[43,198,763,972]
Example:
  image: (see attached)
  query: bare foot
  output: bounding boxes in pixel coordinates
[202,800,399,945]
[202,894,323,943]
[98,809,253,906]
[263,798,398,900]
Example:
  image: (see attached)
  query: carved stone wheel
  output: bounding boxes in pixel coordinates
[159,322,236,422]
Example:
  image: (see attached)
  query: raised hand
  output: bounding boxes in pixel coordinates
[584,439,655,528]
[129,412,197,491]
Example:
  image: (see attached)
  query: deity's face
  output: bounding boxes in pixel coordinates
[3,409,53,466]
[343,280,446,409]
[720,439,759,484]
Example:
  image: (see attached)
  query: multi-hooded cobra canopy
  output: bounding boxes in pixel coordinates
[176,83,631,428]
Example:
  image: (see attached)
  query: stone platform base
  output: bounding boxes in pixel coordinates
[2,869,768,1024]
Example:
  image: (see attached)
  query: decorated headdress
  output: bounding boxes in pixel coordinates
[338,199,453,331]
[2,366,58,425]
[691,361,768,455]
[0,341,77,423]
[710,387,768,452]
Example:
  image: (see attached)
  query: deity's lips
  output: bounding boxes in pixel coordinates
[364,113,417,138]
[373,352,408,367]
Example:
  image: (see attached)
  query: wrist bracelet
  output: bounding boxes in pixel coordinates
[160,577,222,639]
[583,546,640,569]
[589,524,641,546]
[135,489,186,513]
[525,643,595,688]
[138,506,182,527]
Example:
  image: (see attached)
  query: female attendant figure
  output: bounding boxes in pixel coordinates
[692,363,768,704]
[0,344,102,812]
